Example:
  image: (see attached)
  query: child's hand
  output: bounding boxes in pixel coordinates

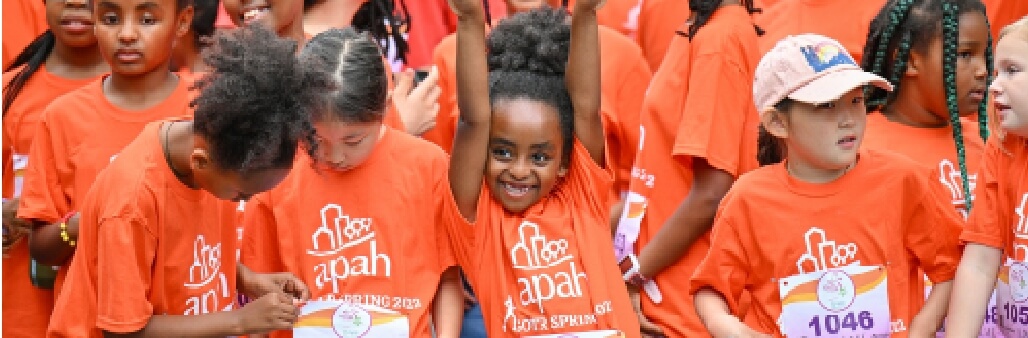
[241,271,311,303]
[2,198,31,255]
[392,67,441,136]
[627,283,665,337]
[574,0,607,12]
[447,0,485,19]
[236,292,299,334]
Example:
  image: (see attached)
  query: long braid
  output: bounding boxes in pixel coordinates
[863,0,915,109]
[3,31,55,116]
[942,1,973,211]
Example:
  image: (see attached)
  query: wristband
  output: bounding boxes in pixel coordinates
[620,254,663,304]
[58,212,77,247]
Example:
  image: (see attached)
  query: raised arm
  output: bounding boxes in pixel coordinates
[566,1,604,166]
[447,0,492,222]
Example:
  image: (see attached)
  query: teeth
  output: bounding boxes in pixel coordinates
[243,8,269,21]
[503,183,530,196]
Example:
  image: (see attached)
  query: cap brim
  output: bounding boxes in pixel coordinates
[788,68,893,105]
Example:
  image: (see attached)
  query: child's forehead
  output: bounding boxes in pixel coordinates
[96,0,177,9]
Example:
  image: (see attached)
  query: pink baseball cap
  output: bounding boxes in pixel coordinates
[753,34,893,114]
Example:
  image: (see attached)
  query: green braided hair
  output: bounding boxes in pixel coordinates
[861,0,993,212]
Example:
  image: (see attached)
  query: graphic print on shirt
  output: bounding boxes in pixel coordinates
[998,193,1028,335]
[503,220,616,334]
[184,235,233,315]
[938,159,977,219]
[778,227,892,337]
[310,204,393,298]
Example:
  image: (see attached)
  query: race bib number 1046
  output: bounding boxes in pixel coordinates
[777,265,891,337]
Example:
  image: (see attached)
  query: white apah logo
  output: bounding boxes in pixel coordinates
[184,235,231,315]
[309,204,375,257]
[796,227,860,274]
[1014,193,1028,261]
[185,235,223,289]
[311,204,391,294]
[511,221,572,270]
[939,159,978,217]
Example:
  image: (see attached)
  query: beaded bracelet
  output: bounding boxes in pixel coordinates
[58,212,77,247]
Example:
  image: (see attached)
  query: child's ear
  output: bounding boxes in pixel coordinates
[189,135,212,171]
[904,48,924,77]
[175,5,195,39]
[762,109,789,139]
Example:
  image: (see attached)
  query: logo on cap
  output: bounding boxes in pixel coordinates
[800,42,857,73]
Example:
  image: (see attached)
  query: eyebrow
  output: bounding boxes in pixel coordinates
[97,1,161,10]
[529,142,554,151]
[489,138,516,147]
[958,40,984,48]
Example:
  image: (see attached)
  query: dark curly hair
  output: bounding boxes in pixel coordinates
[191,0,218,46]
[681,0,764,40]
[301,27,389,123]
[862,0,991,211]
[487,7,574,162]
[352,0,411,64]
[304,0,322,11]
[190,24,336,174]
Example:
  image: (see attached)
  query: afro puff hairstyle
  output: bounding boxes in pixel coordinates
[301,27,389,123]
[487,7,575,162]
[190,24,336,174]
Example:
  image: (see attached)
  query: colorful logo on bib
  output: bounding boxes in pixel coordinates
[1010,263,1028,303]
[331,303,373,337]
[817,270,856,312]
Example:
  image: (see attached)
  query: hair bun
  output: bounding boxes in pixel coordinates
[487,7,571,76]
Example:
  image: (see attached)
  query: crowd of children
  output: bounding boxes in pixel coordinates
[1,0,1027,337]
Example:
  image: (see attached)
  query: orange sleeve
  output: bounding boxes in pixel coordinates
[240,194,286,273]
[17,112,69,223]
[95,215,157,333]
[3,131,12,199]
[431,156,457,271]
[566,140,616,221]
[905,170,964,283]
[962,139,1008,249]
[611,52,651,193]
[689,201,751,315]
[671,53,754,177]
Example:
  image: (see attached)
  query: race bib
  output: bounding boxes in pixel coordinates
[526,330,625,338]
[778,265,891,337]
[613,192,646,261]
[295,301,409,337]
[997,260,1028,336]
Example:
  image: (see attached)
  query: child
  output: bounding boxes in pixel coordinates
[432,0,652,201]
[16,0,194,297]
[47,24,332,338]
[1,0,109,335]
[611,0,763,336]
[861,0,992,220]
[239,27,462,338]
[691,33,964,337]
[171,0,218,74]
[444,1,640,336]
[946,16,1028,337]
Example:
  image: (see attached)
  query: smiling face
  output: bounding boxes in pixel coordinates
[94,0,190,76]
[911,11,991,118]
[221,0,302,35]
[992,30,1028,138]
[768,89,868,179]
[48,0,98,48]
[486,99,567,213]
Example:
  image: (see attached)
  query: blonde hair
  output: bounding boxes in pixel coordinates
[1000,16,1028,40]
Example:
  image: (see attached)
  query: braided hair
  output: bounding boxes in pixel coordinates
[351,0,411,64]
[862,0,992,211]
[2,31,55,116]
[681,0,764,40]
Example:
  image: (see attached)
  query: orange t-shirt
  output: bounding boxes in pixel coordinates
[47,121,240,337]
[17,76,194,293]
[689,150,964,337]
[617,5,762,337]
[2,0,47,70]
[963,135,1028,250]
[862,112,986,219]
[635,0,690,70]
[240,128,456,338]
[984,0,1028,42]
[431,25,651,195]
[595,0,643,37]
[442,141,641,337]
[755,0,887,65]
[1,65,101,338]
